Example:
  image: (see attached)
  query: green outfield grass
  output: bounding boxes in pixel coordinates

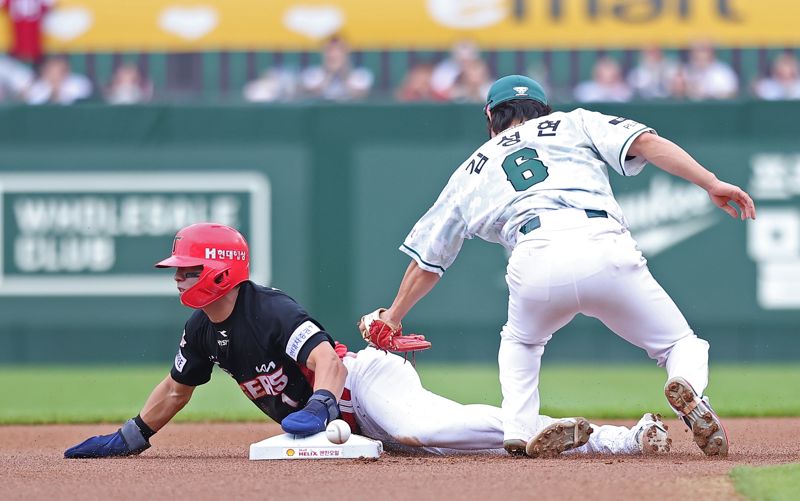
[731,463,800,501]
[0,363,798,424]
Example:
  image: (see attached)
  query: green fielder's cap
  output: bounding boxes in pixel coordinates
[485,75,548,113]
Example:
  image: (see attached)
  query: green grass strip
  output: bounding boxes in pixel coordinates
[731,463,800,501]
[1,363,798,424]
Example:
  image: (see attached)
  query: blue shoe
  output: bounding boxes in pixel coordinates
[665,377,728,456]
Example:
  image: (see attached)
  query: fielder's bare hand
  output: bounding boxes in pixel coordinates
[705,179,756,220]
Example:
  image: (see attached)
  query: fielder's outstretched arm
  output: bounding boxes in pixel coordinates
[383,260,441,326]
[628,133,756,220]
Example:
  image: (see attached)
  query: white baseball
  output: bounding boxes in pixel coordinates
[325,419,351,444]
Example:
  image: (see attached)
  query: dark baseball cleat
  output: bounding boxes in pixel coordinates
[525,417,593,458]
[634,412,671,455]
[664,376,729,457]
[503,439,527,456]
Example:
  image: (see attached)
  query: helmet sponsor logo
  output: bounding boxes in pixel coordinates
[204,247,247,261]
[513,86,529,96]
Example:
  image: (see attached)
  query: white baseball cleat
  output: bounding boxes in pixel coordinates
[525,417,593,458]
[664,376,729,456]
[634,412,671,455]
[503,439,527,456]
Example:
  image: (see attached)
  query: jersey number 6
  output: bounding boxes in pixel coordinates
[501,147,549,192]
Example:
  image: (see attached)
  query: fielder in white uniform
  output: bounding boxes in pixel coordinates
[364,75,756,457]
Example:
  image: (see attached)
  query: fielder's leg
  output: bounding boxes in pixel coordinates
[500,237,581,452]
[578,229,726,455]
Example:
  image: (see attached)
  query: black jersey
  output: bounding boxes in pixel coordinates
[170,281,334,423]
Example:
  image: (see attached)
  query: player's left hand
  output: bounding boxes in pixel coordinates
[64,419,151,458]
[706,180,757,220]
[358,308,432,352]
[281,389,339,436]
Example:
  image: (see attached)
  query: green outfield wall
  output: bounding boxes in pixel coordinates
[0,101,798,363]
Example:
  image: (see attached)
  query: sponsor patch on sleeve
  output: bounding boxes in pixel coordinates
[286,320,321,361]
[174,349,187,373]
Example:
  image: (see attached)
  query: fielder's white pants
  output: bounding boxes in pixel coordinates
[344,347,644,455]
[500,209,709,442]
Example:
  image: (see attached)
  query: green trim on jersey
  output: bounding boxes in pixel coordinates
[618,127,650,176]
[401,244,446,273]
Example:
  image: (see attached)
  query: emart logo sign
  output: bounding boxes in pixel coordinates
[617,175,717,257]
[0,171,270,296]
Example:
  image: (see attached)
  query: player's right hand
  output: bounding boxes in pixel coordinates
[64,419,151,458]
[706,180,756,220]
[281,389,339,437]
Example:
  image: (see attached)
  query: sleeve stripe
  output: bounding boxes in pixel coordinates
[618,126,651,176]
[286,320,321,361]
[400,244,446,273]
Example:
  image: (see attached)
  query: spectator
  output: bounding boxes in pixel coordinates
[627,46,680,99]
[25,55,92,105]
[0,0,54,64]
[104,64,153,105]
[574,57,633,103]
[667,66,691,100]
[299,36,373,101]
[449,58,493,103]
[395,62,444,102]
[0,53,33,102]
[431,40,482,98]
[753,52,800,100]
[682,41,738,100]
[243,67,298,103]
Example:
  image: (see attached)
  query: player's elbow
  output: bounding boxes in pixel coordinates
[323,351,349,382]
[628,131,661,160]
[166,378,195,405]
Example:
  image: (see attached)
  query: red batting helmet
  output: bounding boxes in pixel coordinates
[155,223,250,308]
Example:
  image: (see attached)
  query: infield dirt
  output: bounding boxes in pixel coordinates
[3,418,798,500]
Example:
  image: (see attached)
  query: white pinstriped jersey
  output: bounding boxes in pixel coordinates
[401,108,655,275]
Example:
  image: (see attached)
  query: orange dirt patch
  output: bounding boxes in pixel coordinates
[2,418,798,501]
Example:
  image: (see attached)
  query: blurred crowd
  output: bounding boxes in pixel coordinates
[1,38,800,106]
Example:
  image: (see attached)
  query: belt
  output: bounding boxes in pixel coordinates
[519,209,608,235]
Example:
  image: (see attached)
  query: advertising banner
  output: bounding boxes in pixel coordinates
[0,0,796,52]
[0,171,270,295]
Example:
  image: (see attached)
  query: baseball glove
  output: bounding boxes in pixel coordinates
[359,308,431,353]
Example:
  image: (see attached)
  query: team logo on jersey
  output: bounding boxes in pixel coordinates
[240,365,289,399]
[513,86,529,96]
